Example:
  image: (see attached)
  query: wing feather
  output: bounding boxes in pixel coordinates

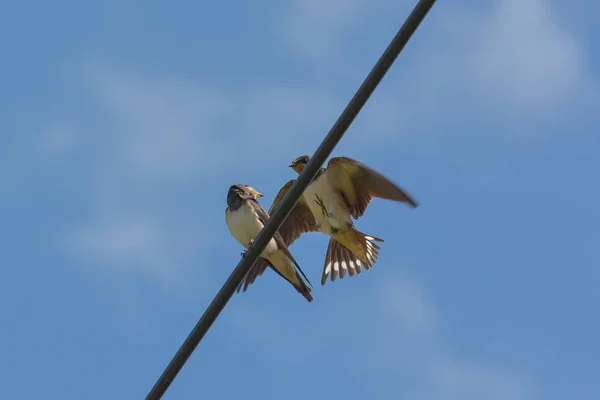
[236,258,271,293]
[247,199,312,287]
[326,157,418,219]
[269,179,319,246]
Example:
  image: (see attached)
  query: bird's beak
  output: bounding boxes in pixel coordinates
[288,163,295,168]
[251,188,264,199]
[245,186,263,199]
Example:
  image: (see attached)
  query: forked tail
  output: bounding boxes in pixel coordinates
[322,228,384,285]
[295,278,313,302]
[237,257,313,302]
[270,266,313,302]
[266,254,314,303]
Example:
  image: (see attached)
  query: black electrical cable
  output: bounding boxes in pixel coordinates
[145,1,437,398]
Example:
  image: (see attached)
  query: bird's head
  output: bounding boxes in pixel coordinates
[289,155,311,174]
[227,184,263,207]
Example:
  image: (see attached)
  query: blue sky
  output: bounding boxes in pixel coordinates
[1,0,599,399]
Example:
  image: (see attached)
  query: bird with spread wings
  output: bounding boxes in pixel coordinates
[236,156,418,295]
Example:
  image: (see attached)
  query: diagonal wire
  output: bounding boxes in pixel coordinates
[145,0,437,398]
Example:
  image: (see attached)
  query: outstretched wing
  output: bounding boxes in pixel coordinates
[325,156,418,219]
[269,179,319,246]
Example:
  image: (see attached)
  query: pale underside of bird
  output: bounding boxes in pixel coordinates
[225,184,313,302]
[236,156,418,293]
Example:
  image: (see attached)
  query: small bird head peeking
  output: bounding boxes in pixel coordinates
[289,155,311,174]
[227,184,263,208]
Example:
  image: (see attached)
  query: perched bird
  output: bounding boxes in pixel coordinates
[239,156,418,288]
[225,184,313,302]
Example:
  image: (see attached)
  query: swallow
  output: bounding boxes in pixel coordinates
[238,155,418,289]
[286,155,418,284]
[225,184,313,302]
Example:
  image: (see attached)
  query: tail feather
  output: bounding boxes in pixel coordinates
[322,228,384,285]
[267,262,313,302]
[236,258,270,294]
[236,257,313,302]
[290,270,313,302]
[298,285,314,302]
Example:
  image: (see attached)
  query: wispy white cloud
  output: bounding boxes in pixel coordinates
[78,62,235,182]
[227,268,537,400]
[37,64,230,294]
[280,0,593,119]
[422,359,536,400]
[469,0,585,109]
[36,62,348,293]
[35,120,80,159]
[278,0,373,62]
[67,213,192,287]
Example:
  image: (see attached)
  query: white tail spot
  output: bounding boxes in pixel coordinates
[348,260,356,272]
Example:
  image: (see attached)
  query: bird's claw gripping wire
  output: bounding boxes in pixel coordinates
[241,239,255,257]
